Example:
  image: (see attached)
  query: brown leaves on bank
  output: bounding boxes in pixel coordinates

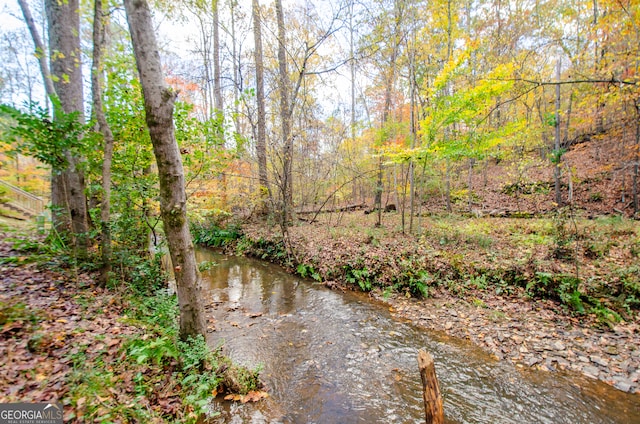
[0,236,182,421]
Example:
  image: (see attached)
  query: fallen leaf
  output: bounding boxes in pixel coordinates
[76,397,86,408]
[241,391,269,403]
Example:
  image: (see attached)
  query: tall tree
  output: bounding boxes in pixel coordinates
[124,0,207,340]
[19,0,88,253]
[212,0,223,115]
[275,0,293,222]
[91,0,115,284]
[252,0,270,210]
[365,0,406,225]
[44,0,89,256]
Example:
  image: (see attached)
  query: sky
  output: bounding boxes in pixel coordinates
[0,1,23,30]
[0,0,356,121]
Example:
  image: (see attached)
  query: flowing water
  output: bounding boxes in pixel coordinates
[196,249,640,424]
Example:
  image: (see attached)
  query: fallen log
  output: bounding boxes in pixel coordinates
[296,203,367,215]
[417,349,444,424]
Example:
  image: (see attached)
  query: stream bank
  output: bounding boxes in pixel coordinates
[198,248,640,423]
[217,213,640,394]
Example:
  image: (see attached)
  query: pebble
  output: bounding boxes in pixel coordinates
[590,355,609,367]
[605,346,619,355]
[613,379,633,393]
[533,344,545,352]
[525,356,541,367]
[379,290,640,394]
[583,366,601,379]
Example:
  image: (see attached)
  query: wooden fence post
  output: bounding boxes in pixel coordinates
[417,349,445,424]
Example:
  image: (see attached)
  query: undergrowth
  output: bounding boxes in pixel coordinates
[233,211,639,327]
[72,284,263,423]
[4,233,262,423]
[191,220,242,248]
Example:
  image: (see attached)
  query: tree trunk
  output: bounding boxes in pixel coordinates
[445,159,452,212]
[375,156,383,227]
[409,36,417,233]
[44,0,88,257]
[230,0,241,134]
[213,1,223,115]
[252,0,270,211]
[554,59,562,206]
[275,0,293,222]
[212,0,227,207]
[633,99,639,215]
[124,0,207,340]
[91,0,115,285]
[468,158,474,213]
[17,0,56,104]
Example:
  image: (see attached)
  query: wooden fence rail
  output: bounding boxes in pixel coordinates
[0,179,45,217]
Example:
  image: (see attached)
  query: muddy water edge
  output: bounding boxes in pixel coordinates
[197,248,640,424]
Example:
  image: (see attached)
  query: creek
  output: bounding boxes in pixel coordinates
[196,248,640,424]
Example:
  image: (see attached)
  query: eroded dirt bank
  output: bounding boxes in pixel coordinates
[234,213,640,394]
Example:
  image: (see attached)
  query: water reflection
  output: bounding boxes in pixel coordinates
[197,249,640,424]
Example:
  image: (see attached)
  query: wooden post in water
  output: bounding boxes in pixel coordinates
[417,349,444,424]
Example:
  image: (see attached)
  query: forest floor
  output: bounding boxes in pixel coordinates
[0,231,263,422]
[0,233,186,422]
[237,210,640,394]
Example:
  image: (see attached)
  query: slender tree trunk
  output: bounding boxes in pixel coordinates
[211,0,227,207]
[445,159,452,212]
[633,99,640,215]
[275,0,293,221]
[375,156,383,227]
[45,0,88,257]
[468,158,474,213]
[409,35,417,233]
[349,2,358,205]
[349,2,357,141]
[17,0,64,240]
[252,0,270,211]
[17,0,55,104]
[554,60,562,206]
[92,0,115,285]
[194,13,212,118]
[230,0,241,134]
[375,0,403,228]
[213,0,223,115]
[124,0,207,340]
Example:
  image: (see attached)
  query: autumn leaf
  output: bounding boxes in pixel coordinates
[241,391,269,403]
